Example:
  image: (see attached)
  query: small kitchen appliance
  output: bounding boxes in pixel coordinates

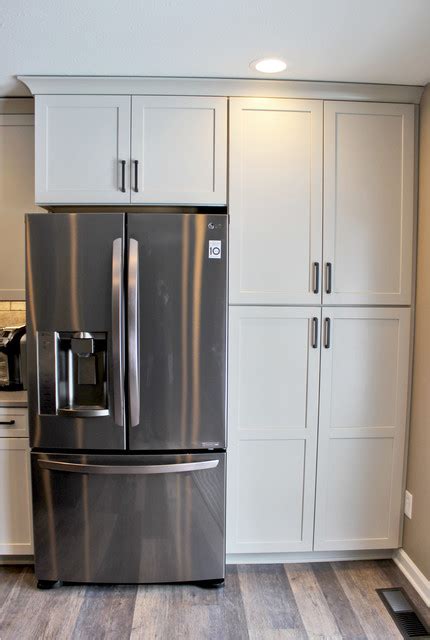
[0,325,26,390]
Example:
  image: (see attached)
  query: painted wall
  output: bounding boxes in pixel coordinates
[403,83,430,580]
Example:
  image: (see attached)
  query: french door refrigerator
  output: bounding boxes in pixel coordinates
[26,211,227,587]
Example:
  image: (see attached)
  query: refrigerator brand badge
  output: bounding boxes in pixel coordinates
[208,240,222,260]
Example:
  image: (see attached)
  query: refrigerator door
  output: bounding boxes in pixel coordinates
[32,451,225,584]
[26,213,126,450]
[127,213,228,450]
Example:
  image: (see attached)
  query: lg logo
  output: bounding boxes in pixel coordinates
[208,240,222,259]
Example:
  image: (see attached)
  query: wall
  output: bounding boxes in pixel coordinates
[403,83,430,580]
[0,301,26,327]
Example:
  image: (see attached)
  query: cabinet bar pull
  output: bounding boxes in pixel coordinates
[325,262,332,294]
[0,420,15,425]
[312,262,320,294]
[133,160,139,192]
[324,317,331,349]
[311,317,318,349]
[120,160,126,193]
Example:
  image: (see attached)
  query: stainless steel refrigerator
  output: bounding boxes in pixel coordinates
[26,211,227,588]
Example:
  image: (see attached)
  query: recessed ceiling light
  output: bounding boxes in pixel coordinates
[250,58,287,74]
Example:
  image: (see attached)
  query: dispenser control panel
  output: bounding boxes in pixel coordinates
[37,331,58,415]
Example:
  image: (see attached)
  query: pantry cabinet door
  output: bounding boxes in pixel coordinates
[229,98,323,305]
[0,438,33,555]
[227,306,321,553]
[131,96,227,204]
[323,102,415,305]
[35,95,131,204]
[314,307,411,550]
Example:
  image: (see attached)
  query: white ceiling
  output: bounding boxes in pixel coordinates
[2,0,430,97]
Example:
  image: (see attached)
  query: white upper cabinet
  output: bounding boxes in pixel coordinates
[229,98,323,305]
[36,95,131,204]
[131,96,227,204]
[35,95,227,206]
[323,102,415,305]
[227,306,321,553]
[314,307,411,550]
[0,104,43,300]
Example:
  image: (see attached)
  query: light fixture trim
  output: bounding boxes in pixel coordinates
[250,57,287,74]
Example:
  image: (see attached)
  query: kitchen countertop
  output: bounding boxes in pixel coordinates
[0,390,28,407]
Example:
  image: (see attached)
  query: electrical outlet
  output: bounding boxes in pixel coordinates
[404,490,413,519]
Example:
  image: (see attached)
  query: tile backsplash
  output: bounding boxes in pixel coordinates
[0,301,26,327]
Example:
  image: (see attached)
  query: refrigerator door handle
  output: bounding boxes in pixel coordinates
[38,459,219,475]
[128,238,140,427]
[112,237,125,427]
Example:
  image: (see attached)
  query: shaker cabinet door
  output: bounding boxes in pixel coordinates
[0,105,44,300]
[131,96,227,205]
[323,102,415,305]
[314,307,411,550]
[226,306,321,553]
[35,95,131,204]
[229,98,323,305]
[0,438,33,555]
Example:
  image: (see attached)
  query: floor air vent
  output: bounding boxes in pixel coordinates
[377,588,430,638]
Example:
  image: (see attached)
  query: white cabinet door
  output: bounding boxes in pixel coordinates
[314,307,411,550]
[227,306,321,553]
[35,95,131,204]
[323,102,415,305]
[0,109,44,300]
[0,438,33,555]
[131,96,227,204]
[229,98,323,305]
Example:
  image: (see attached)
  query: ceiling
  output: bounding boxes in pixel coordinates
[2,0,430,97]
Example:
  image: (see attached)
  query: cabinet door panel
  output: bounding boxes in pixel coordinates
[227,306,320,553]
[314,307,411,550]
[0,110,44,299]
[229,99,323,305]
[131,96,227,204]
[0,438,33,555]
[36,95,131,204]
[323,102,415,305]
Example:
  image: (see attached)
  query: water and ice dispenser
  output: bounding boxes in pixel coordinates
[37,331,109,417]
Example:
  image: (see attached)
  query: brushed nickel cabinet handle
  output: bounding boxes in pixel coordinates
[325,262,332,294]
[324,317,331,349]
[312,262,320,294]
[120,160,126,192]
[311,317,319,349]
[133,160,139,192]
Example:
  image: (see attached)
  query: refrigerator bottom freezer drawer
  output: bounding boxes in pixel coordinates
[31,452,225,584]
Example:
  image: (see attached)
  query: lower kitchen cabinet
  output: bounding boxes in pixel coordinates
[314,307,411,550]
[0,436,33,555]
[227,306,411,556]
[226,306,321,553]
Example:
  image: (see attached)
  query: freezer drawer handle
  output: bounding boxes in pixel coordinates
[112,238,125,427]
[37,459,219,475]
[128,238,140,427]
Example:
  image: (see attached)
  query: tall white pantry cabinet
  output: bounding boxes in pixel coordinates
[227,98,415,554]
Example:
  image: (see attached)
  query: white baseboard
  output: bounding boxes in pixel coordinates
[393,549,430,607]
[226,549,394,565]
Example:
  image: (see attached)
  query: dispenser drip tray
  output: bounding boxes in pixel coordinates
[58,406,110,418]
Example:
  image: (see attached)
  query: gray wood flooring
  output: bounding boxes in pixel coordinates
[0,560,428,639]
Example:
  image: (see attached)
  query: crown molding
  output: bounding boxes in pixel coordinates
[17,75,424,104]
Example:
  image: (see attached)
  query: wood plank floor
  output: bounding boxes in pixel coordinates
[0,560,428,639]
